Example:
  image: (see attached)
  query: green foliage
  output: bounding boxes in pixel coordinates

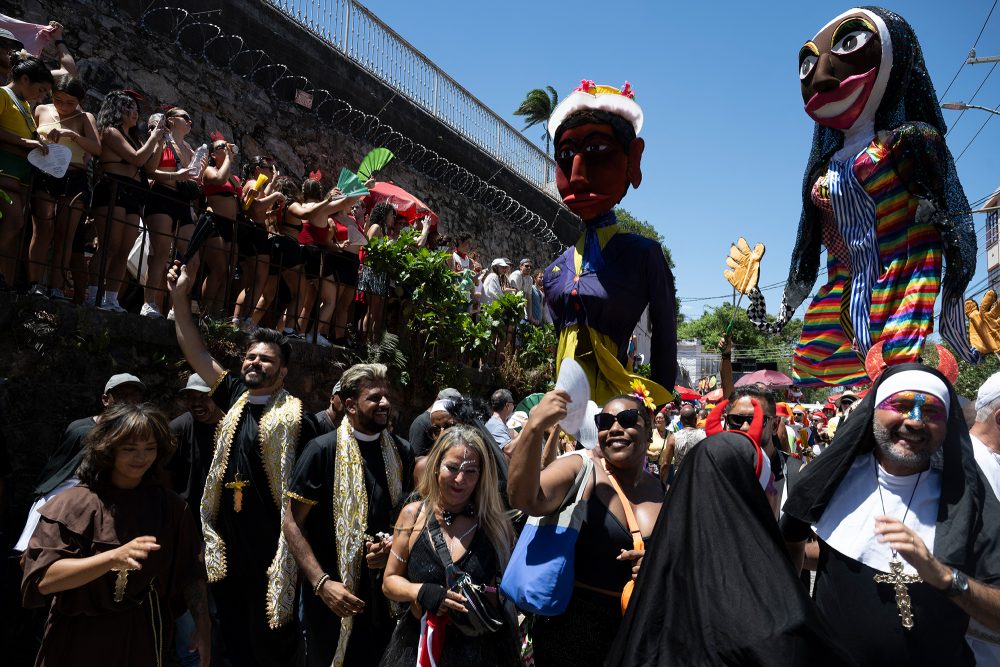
[520,322,557,369]
[337,332,410,387]
[938,343,998,399]
[614,207,674,269]
[635,362,652,380]
[514,86,559,149]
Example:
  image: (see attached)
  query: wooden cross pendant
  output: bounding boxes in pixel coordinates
[225,473,249,513]
[110,567,135,602]
[874,557,922,629]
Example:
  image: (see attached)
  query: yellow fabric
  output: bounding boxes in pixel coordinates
[37,117,87,166]
[572,223,619,274]
[332,419,403,667]
[723,237,766,295]
[200,388,303,628]
[0,87,34,139]
[556,324,672,407]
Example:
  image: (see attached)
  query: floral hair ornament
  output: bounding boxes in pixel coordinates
[209,130,226,143]
[308,169,322,181]
[629,379,656,412]
[547,78,644,139]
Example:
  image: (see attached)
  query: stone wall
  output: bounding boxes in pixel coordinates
[4,0,579,263]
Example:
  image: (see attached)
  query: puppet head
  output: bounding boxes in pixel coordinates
[548,81,645,222]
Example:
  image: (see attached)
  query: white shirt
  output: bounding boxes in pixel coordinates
[967,433,1000,660]
[482,273,502,305]
[815,454,940,575]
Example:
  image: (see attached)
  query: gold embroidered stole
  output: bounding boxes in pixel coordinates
[200,386,303,628]
[331,419,403,667]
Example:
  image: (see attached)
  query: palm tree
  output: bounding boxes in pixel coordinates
[513,86,559,155]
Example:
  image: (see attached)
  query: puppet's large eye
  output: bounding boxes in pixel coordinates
[799,54,818,80]
[832,29,873,55]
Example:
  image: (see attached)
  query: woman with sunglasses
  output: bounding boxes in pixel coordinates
[193,138,240,316]
[381,425,518,666]
[508,388,665,667]
[141,107,198,319]
[231,156,283,330]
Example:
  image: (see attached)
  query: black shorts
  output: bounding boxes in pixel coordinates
[269,235,303,274]
[328,249,360,286]
[145,183,194,227]
[234,219,270,258]
[34,166,90,203]
[91,174,145,217]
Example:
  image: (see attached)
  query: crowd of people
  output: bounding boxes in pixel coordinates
[14,287,1000,666]
[0,17,549,349]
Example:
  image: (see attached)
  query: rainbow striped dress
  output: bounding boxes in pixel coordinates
[793,128,941,387]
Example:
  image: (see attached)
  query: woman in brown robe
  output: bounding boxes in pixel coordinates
[22,403,210,667]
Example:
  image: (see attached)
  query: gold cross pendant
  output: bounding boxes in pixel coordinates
[225,472,249,512]
[874,557,922,629]
[110,567,136,602]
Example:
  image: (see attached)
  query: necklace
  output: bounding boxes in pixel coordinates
[872,456,923,630]
[442,520,479,560]
[440,503,476,526]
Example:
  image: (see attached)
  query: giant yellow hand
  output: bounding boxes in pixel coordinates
[723,238,766,295]
[981,290,1000,339]
[966,295,1000,354]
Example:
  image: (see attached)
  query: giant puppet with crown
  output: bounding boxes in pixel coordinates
[544,80,676,405]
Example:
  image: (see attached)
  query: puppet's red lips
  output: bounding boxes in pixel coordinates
[805,67,877,130]
[562,192,610,204]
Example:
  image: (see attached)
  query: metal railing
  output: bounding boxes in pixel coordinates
[267,0,557,193]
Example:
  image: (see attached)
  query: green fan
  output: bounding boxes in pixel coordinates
[357,147,394,182]
[336,168,370,198]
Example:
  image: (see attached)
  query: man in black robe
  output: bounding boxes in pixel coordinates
[781,363,1000,667]
[282,363,414,667]
[168,260,321,666]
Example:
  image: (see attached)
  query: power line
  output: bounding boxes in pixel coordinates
[955,100,1000,161]
[940,0,998,102]
[946,63,998,137]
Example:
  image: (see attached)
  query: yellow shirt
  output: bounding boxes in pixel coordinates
[0,88,35,139]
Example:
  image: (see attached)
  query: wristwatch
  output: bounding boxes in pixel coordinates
[945,568,969,597]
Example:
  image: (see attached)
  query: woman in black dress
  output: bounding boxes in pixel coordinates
[381,425,517,665]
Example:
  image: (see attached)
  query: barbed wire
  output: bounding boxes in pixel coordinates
[137,3,564,250]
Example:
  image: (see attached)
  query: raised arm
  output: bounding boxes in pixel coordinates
[48,22,78,77]
[166,261,226,384]
[506,389,583,515]
[103,125,165,167]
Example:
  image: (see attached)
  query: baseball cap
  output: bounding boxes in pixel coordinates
[490,258,510,268]
[519,258,532,266]
[0,29,24,50]
[104,373,145,394]
[180,374,211,394]
[437,388,462,401]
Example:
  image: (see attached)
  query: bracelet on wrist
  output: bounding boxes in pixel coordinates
[313,573,330,596]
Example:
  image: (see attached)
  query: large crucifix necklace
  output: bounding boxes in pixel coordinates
[110,566,136,602]
[873,457,923,630]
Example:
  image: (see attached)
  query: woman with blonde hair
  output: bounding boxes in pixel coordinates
[381,425,517,665]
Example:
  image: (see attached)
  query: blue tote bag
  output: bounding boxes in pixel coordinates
[500,451,594,615]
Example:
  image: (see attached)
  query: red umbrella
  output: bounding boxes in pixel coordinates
[702,387,724,402]
[364,181,439,227]
[674,386,701,401]
[734,369,794,388]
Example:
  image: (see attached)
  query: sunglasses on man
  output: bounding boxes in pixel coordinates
[725,414,770,429]
[594,408,642,431]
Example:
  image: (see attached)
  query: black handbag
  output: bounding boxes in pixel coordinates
[427,515,505,637]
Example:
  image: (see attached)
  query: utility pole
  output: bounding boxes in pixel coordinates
[967,48,1000,64]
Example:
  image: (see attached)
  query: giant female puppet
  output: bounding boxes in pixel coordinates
[544,81,676,405]
[736,7,978,387]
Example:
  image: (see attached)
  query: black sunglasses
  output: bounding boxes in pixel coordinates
[726,414,770,429]
[595,408,642,431]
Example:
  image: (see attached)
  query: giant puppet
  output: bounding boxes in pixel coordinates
[732,7,978,386]
[544,81,676,405]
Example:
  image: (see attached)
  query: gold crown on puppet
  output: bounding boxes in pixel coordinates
[547,79,644,139]
[629,379,656,411]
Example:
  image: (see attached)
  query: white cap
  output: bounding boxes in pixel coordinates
[976,371,1000,412]
[490,258,509,268]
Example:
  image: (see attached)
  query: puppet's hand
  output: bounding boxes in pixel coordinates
[724,238,766,295]
[966,297,1000,354]
[980,290,1000,338]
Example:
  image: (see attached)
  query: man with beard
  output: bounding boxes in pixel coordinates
[282,363,414,667]
[167,260,321,666]
[169,373,225,529]
[781,363,1000,666]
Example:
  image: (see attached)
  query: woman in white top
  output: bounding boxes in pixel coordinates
[481,258,515,306]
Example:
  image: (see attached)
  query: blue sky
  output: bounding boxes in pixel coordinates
[363,0,1000,323]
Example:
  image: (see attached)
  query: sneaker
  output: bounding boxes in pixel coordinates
[140,303,166,319]
[28,284,49,298]
[49,288,71,302]
[306,332,332,347]
[99,299,127,313]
